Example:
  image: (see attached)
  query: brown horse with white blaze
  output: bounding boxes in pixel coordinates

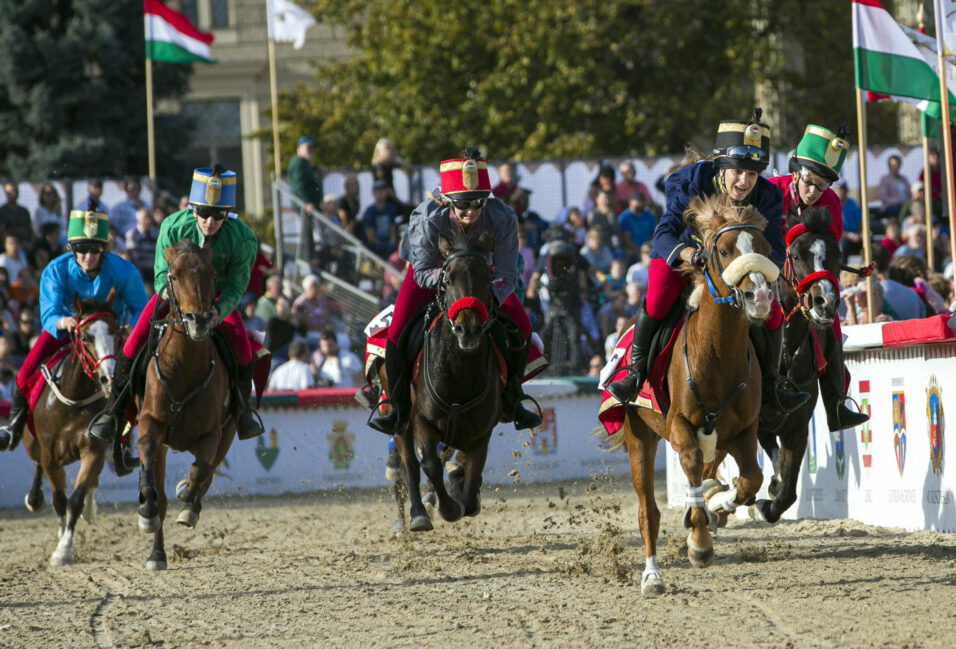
[135,240,235,570]
[23,290,124,566]
[607,194,777,596]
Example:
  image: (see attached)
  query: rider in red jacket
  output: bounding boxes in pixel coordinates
[769,123,868,431]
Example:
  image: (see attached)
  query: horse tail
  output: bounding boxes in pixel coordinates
[590,424,628,452]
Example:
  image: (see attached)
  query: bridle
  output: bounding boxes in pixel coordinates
[71,311,118,380]
[160,249,218,336]
[781,223,841,323]
[436,249,498,335]
[700,223,765,310]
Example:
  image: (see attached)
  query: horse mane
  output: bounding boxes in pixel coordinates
[789,205,834,236]
[173,239,204,255]
[683,193,768,252]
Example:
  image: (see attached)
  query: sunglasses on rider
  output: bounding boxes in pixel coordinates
[195,206,229,221]
[450,198,486,211]
[71,242,104,255]
[723,145,768,162]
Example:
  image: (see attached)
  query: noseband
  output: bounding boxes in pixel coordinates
[702,223,765,310]
[782,224,841,322]
[72,311,117,379]
[437,250,496,332]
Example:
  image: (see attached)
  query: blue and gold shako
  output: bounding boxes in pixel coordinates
[67,209,109,244]
[713,107,771,172]
[188,166,237,209]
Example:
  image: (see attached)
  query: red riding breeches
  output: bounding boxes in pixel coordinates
[16,330,68,392]
[122,292,252,365]
[387,271,532,345]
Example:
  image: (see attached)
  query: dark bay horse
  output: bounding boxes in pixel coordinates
[749,206,844,523]
[136,240,235,570]
[23,291,123,566]
[607,194,779,596]
[392,234,501,532]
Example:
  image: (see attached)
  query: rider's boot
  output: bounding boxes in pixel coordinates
[369,340,410,435]
[820,339,869,432]
[605,304,659,405]
[0,389,29,452]
[87,350,134,443]
[236,362,265,440]
[501,336,543,431]
[754,325,811,427]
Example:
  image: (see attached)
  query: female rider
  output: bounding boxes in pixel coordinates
[86,166,264,444]
[606,109,810,421]
[0,204,148,473]
[768,123,869,431]
[369,148,541,435]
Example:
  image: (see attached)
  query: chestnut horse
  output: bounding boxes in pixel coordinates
[23,291,123,566]
[749,206,844,523]
[607,194,779,596]
[392,234,501,532]
[135,240,235,570]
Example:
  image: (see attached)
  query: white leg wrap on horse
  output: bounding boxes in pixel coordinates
[707,487,738,514]
[643,555,660,577]
[697,429,717,463]
[682,485,704,529]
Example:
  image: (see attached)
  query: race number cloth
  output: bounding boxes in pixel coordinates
[597,314,686,436]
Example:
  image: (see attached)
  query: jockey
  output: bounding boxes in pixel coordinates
[0,204,149,462]
[605,109,811,420]
[368,147,543,435]
[768,123,869,431]
[86,165,265,443]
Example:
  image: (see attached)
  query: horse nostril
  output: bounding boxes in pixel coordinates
[454,324,464,336]
[813,295,826,309]
[744,291,755,301]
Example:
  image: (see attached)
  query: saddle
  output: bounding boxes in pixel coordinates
[22,348,87,438]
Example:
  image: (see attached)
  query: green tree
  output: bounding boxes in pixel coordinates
[278,0,894,168]
[0,0,194,186]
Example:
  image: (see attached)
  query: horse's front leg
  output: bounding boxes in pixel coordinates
[417,419,463,523]
[147,446,169,571]
[25,462,45,512]
[624,412,664,596]
[179,422,234,529]
[136,414,164,534]
[706,424,763,524]
[752,422,807,524]
[458,443,487,518]
[397,417,431,532]
[670,414,715,568]
[50,446,106,567]
[176,429,218,505]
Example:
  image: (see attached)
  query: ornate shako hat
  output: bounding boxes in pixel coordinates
[789,123,850,182]
[67,209,109,244]
[439,147,492,200]
[188,164,237,209]
[713,107,771,172]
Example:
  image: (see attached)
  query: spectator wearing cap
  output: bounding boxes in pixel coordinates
[361,180,398,258]
[614,161,654,216]
[287,135,321,262]
[77,179,109,214]
[267,339,316,392]
[834,180,863,258]
[617,191,656,259]
[311,328,363,387]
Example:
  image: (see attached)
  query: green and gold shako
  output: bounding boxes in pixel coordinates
[67,209,109,244]
[789,123,849,182]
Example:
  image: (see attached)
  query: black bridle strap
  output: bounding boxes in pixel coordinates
[681,316,752,436]
[702,223,765,310]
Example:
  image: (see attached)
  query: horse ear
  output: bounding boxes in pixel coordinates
[438,236,452,258]
[784,208,801,232]
[72,292,82,316]
[105,287,116,308]
[163,246,176,264]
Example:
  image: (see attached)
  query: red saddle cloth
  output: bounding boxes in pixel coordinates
[598,312,687,436]
[21,348,72,438]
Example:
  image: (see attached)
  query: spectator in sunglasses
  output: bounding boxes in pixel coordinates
[367,147,542,436]
[86,165,264,446]
[0,202,149,456]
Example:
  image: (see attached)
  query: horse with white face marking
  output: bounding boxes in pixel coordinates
[22,290,123,567]
[606,194,776,596]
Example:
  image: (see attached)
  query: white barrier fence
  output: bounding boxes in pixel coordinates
[667,341,956,533]
[0,381,645,510]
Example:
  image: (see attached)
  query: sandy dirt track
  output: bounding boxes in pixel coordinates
[0,472,954,649]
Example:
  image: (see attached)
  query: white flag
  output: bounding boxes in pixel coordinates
[940,0,956,56]
[267,0,316,49]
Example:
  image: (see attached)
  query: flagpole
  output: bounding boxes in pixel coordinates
[267,5,282,181]
[923,134,935,267]
[145,37,156,184]
[855,88,875,323]
[934,0,956,288]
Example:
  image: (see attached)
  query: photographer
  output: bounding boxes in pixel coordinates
[312,328,363,388]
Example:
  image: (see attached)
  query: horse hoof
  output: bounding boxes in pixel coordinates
[701,479,727,500]
[392,520,405,536]
[24,492,44,512]
[640,572,665,597]
[687,535,715,568]
[465,494,481,518]
[177,509,200,528]
[50,548,73,567]
[409,515,433,532]
[146,559,167,571]
[139,515,161,533]
[750,499,775,523]
[716,512,728,528]
[439,499,465,523]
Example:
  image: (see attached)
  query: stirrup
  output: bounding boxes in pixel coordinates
[237,408,265,440]
[512,394,543,430]
[773,375,810,414]
[86,412,117,443]
[367,397,402,435]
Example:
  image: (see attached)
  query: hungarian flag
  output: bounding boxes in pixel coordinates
[853,0,955,121]
[144,0,215,64]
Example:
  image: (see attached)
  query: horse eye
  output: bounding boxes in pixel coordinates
[719,248,730,258]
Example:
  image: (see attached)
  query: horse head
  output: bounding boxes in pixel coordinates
[437,233,495,353]
[72,288,121,395]
[685,194,779,323]
[163,240,217,341]
[783,206,842,326]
